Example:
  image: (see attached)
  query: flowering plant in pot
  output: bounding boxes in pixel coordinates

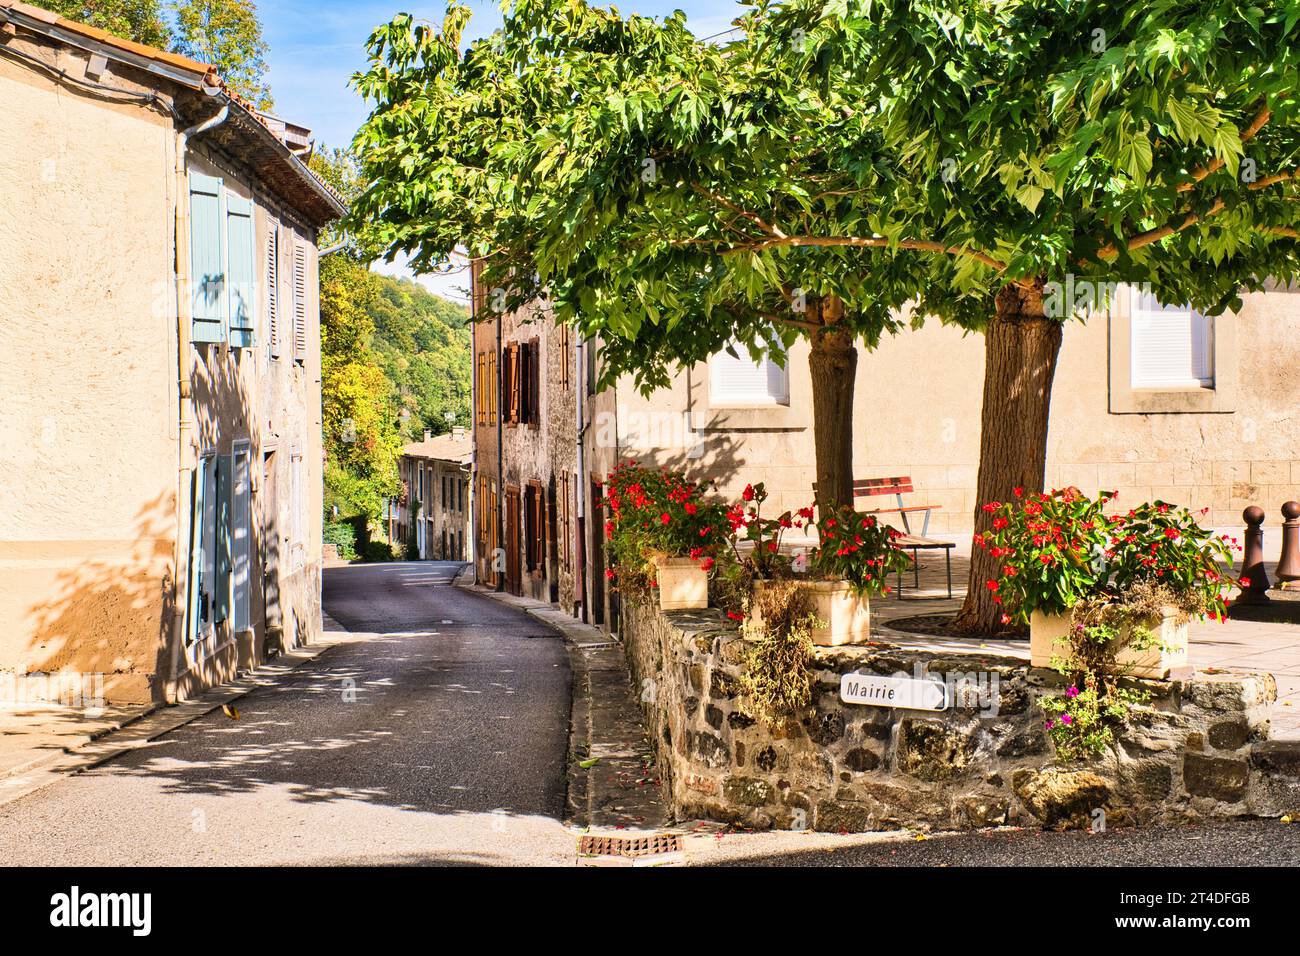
[716,486,910,646]
[603,460,728,609]
[977,486,1239,680]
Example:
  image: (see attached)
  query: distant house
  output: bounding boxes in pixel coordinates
[0,3,344,704]
[397,429,471,561]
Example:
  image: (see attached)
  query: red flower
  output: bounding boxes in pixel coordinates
[605,569,616,580]
[660,513,671,525]
[985,579,1000,591]
[699,557,715,572]
[1000,613,1012,625]
[684,502,698,515]
[742,484,755,502]
[726,611,744,621]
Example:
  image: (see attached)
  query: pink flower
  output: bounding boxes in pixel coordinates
[1066,686,1079,698]
[1060,714,1073,725]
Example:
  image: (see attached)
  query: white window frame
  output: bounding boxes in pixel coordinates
[707,339,790,407]
[1129,288,1215,390]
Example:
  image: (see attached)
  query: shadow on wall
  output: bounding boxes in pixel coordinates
[20,493,176,706]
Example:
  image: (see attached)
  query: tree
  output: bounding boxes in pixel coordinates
[172,0,272,109]
[29,0,170,46]
[352,0,1300,631]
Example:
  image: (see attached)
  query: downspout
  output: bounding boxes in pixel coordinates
[165,101,230,703]
[574,334,588,622]
[495,309,505,592]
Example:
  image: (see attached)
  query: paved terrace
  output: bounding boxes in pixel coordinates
[874,538,1300,739]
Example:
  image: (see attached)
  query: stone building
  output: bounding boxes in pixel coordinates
[0,3,343,703]
[396,429,471,560]
[470,264,580,609]
[472,268,1300,635]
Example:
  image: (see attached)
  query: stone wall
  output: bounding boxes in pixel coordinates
[623,599,1300,831]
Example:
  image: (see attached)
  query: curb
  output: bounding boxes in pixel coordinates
[0,620,354,807]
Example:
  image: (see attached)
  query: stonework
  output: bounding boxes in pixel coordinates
[622,600,1300,831]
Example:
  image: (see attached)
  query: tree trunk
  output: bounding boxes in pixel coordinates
[808,314,857,513]
[954,280,1063,634]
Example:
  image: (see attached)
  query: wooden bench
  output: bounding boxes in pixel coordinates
[815,476,953,598]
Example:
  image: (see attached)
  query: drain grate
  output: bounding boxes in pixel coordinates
[578,833,682,859]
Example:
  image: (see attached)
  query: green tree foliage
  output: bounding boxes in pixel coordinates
[28,0,170,46]
[369,276,472,439]
[319,255,403,522]
[351,0,1300,630]
[172,0,272,109]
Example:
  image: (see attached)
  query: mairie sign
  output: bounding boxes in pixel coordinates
[839,672,949,711]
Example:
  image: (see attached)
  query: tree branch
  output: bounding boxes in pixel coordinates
[691,184,787,239]
[674,234,1007,271]
[1098,199,1226,259]
[1176,104,1272,193]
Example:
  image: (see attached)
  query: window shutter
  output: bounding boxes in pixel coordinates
[709,341,790,405]
[226,193,256,348]
[1130,290,1214,388]
[189,172,226,343]
[215,454,231,624]
[292,238,308,363]
[488,350,498,423]
[528,336,540,428]
[506,343,521,424]
[267,221,281,357]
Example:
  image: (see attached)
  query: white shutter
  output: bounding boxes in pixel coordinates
[267,221,280,358]
[709,340,790,406]
[292,238,308,364]
[1130,289,1214,388]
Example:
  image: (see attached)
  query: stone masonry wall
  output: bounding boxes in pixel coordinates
[623,600,1300,831]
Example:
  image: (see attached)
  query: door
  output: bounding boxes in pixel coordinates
[232,443,252,632]
[261,450,282,632]
[505,487,522,595]
[588,478,605,626]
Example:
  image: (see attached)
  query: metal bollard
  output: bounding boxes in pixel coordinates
[1237,506,1271,605]
[1277,501,1300,588]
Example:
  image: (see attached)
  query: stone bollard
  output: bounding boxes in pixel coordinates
[1237,506,1271,605]
[1277,501,1300,588]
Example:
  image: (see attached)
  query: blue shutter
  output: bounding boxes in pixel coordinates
[186,457,208,643]
[189,172,226,343]
[226,193,256,348]
[215,454,231,625]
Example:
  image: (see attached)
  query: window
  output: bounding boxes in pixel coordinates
[188,172,256,348]
[558,472,571,571]
[1130,290,1214,389]
[503,339,540,426]
[708,340,790,406]
[560,321,571,390]
[231,444,252,632]
[487,349,497,424]
[476,352,487,425]
[524,481,545,573]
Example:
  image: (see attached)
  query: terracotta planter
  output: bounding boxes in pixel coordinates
[749,579,871,647]
[653,556,709,610]
[1029,607,1190,680]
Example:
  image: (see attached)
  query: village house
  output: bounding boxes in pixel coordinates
[471,269,1300,632]
[0,2,344,704]
[396,428,472,560]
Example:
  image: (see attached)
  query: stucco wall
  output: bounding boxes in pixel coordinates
[602,293,1300,535]
[0,49,178,703]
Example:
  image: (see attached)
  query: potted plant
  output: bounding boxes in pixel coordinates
[977,487,1239,679]
[604,460,727,610]
[721,485,910,646]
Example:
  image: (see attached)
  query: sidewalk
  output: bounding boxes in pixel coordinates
[0,614,356,806]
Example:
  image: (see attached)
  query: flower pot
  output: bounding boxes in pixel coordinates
[749,579,871,647]
[653,556,709,610]
[1029,607,1190,680]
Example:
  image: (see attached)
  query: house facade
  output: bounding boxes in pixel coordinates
[0,3,343,704]
[396,429,471,560]
[471,272,1300,634]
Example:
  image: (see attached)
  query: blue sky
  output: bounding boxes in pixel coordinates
[259,1,746,298]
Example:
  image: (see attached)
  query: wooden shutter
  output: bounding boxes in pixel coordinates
[1130,290,1214,387]
[528,336,540,428]
[488,350,498,424]
[189,172,226,343]
[226,193,256,348]
[506,342,521,424]
[267,221,281,357]
[292,238,308,364]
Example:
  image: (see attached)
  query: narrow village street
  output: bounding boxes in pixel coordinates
[0,562,575,866]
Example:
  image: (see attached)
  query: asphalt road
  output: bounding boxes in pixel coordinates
[0,561,575,866]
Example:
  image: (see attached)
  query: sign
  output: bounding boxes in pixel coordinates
[839,672,949,711]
